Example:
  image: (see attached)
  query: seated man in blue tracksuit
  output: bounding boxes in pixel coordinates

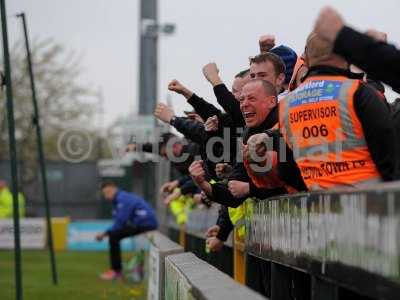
[96,181,158,280]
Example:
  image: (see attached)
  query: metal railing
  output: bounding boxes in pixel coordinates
[165,182,400,300]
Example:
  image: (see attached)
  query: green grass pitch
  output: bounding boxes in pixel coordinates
[0,250,146,300]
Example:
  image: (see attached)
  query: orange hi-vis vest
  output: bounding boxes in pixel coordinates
[243,150,285,189]
[279,75,382,191]
[243,129,298,194]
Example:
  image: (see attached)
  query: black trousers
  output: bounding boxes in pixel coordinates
[108,225,150,272]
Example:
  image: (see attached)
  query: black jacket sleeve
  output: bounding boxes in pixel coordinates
[180,179,200,195]
[210,162,249,208]
[211,183,248,208]
[187,93,221,121]
[210,154,303,205]
[178,175,191,186]
[172,117,207,145]
[334,26,400,93]
[248,181,288,199]
[354,83,398,181]
[216,205,233,242]
[213,84,245,127]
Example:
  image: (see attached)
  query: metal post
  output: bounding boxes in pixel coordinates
[138,0,158,115]
[16,12,58,285]
[138,0,158,202]
[0,0,23,299]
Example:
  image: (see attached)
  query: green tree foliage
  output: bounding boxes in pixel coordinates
[0,38,102,183]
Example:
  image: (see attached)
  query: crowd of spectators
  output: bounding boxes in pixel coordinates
[127,6,400,295]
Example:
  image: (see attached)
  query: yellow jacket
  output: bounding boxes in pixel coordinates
[228,199,254,239]
[169,188,194,225]
[0,187,25,218]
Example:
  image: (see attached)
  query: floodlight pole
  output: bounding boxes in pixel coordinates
[16,12,58,285]
[138,0,176,204]
[138,0,158,116]
[0,0,23,299]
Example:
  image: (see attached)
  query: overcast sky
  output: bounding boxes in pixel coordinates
[6,0,400,127]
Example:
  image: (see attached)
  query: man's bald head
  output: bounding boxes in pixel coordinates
[305,32,348,68]
[248,79,277,98]
[239,79,277,128]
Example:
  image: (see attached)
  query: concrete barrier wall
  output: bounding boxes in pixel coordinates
[165,252,266,300]
[147,231,184,300]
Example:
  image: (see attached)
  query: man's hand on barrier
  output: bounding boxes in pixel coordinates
[95,232,106,242]
[259,34,276,53]
[228,180,250,198]
[154,103,175,124]
[205,115,219,132]
[202,63,223,87]
[206,225,220,238]
[314,6,344,43]
[160,180,179,194]
[168,79,194,99]
[206,237,224,252]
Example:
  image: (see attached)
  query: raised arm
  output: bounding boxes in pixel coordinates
[168,79,221,121]
[202,63,245,127]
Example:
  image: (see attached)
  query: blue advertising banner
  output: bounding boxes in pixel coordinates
[68,221,149,251]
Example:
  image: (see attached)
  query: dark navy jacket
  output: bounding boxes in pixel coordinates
[106,190,158,233]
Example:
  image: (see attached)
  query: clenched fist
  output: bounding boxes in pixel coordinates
[168,79,193,99]
[189,160,206,186]
[206,225,220,238]
[228,180,249,198]
[314,6,344,43]
[245,133,277,174]
[154,103,175,124]
[160,180,179,194]
[205,115,219,132]
[365,29,387,42]
[168,79,185,94]
[202,63,223,87]
[206,236,224,252]
[259,34,276,53]
[247,133,271,163]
